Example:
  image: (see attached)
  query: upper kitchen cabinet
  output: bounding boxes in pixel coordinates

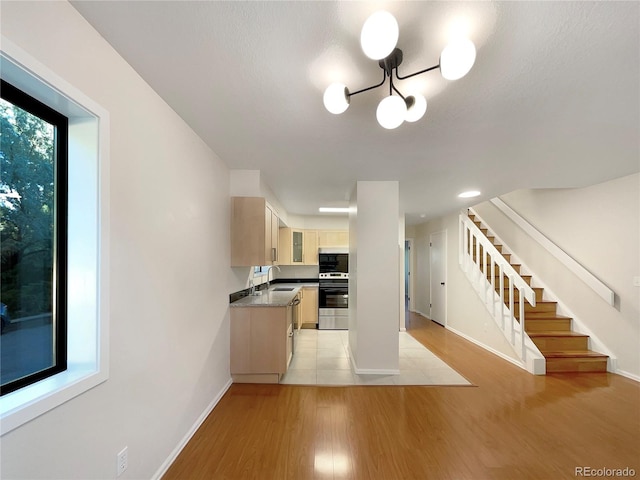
[231,197,279,266]
[318,230,349,248]
[279,229,319,265]
[303,230,318,265]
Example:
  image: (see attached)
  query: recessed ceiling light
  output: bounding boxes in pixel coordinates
[319,207,350,213]
[458,190,481,198]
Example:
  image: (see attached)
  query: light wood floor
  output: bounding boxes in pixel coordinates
[163,313,640,479]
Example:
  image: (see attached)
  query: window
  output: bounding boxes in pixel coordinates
[0,40,109,436]
[0,80,68,396]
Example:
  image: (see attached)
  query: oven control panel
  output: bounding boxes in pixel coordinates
[319,272,349,279]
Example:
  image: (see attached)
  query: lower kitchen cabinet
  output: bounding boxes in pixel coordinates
[230,305,294,383]
[300,286,318,328]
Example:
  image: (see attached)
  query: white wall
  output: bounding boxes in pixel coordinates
[399,214,406,330]
[473,174,640,378]
[1,2,232,478]
[286,214,349,230]
[229,169,261,197]
[411,214,521,362]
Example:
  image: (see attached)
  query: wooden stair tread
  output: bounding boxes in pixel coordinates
[543,351,608,359]
[528,331,588,338]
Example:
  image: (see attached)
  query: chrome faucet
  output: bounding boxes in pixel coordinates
[266,265,281,289]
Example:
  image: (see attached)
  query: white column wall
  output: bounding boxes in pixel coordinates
[399,214,406,331]
[348,181,400,373]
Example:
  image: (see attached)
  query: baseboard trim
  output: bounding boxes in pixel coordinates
[615,369,640,383]
[152,378,233,480]
[445,325,524,370]
[354,367,401,375]
[347,345,400,375]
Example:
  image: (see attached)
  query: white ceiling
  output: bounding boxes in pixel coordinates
[71,1,639,224]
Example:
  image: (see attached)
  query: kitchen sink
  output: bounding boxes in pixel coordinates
[272,287,295,291]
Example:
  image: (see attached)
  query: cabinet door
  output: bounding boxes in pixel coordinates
[303,230,318,265]
[230,309,251,373]
[301,287,319,326]
[265,206,274,264]
[231,197,267,267]
[292,230,303,263]
[271,210,279,264]
[278,228,292,265]
[250,307,287,373]
[318,230,349,248]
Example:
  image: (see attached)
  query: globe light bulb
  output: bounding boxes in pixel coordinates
[323,83,350,114]
[405,94,427,122]
[360,11,399,60]
[376,96,406,129]
[440,38,476,80]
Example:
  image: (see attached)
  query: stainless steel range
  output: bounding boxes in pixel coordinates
[318,250,349,330]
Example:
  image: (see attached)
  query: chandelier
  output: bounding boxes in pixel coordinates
[323,11,476,129]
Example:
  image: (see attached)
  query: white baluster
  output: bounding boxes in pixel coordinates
[491,257,496,318]
[475,232,481,286]
[509,274,515,345]
[519,286,526,361]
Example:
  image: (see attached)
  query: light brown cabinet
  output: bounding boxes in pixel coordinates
[300,287,318,328]
[318,230,349,248]
[230,304,294,383]
[278,228,319,265]
[303,230,318,265]
[231,197,279,267]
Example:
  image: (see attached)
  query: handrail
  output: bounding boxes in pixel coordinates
[461,215,537,307]
[459,212,538,365]
[490,198,615,306]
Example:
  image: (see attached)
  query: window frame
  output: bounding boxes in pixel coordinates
[0,37,110,436]
[0,79,69,396]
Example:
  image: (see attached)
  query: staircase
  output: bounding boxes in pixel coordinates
[469,214,608,373]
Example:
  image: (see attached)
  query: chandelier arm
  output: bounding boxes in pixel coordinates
[348,69,387,98]
[391,83,406,101]
[395,63,440,81]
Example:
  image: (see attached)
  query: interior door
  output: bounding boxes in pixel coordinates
[430,231,447,326]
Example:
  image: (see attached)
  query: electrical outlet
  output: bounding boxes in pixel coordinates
[117,447,128,477]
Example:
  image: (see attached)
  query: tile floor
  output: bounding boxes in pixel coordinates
[280,329,472,386]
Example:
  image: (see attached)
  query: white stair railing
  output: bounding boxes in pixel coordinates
[459,211,545,373]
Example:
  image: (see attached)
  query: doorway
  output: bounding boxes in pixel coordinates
[404,239,414,330]
[430,231,447,326]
